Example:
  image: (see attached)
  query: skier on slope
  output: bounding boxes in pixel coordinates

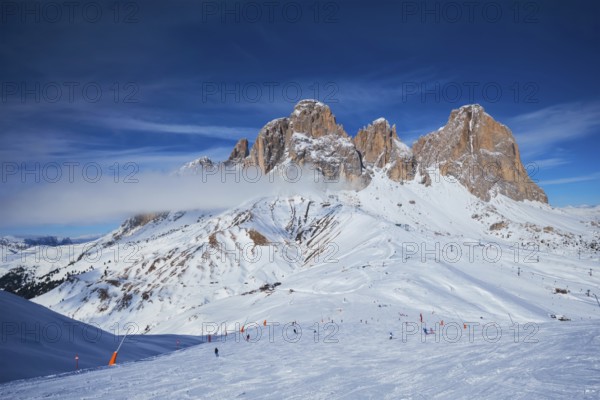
[214,347,219,357]
[389,332,393,340]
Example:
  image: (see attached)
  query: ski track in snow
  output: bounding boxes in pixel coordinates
[1,322,599,399]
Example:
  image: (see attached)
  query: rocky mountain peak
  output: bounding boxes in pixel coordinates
[246,100,361,181]
[354,118,399,167]
[184,100,547,203]
[289,99,347,139]
[176,156,215,176]
[247,117,289,173]
[456,103,485,114]
[228,138,249,163]
[293,98,326,111]
[353,118,415,182]
[413,104,547,202]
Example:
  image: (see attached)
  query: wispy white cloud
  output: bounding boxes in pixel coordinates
[0,166,346,227]
[102,116,257,140]
[530,157,570,169]
[539,171,600,186]
[0,129,236,187]
[509,101,600,156]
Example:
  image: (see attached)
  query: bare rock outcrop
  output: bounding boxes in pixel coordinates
[354,118,415,181]
[413,104,547,202]
[247,118,289,173]
[247,100,363,182]
[227,138,249,163]
[184,101,547,204]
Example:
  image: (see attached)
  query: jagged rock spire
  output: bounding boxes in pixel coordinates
[228,138,249,163]
[188,100,547,203]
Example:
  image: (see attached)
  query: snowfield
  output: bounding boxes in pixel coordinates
[0,291,203,383]
[1,319,599,399]
[1,170,599,397]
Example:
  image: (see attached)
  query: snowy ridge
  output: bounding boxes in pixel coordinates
[0,172,595,336]
[392,138,412,158]
[0,170,599,396]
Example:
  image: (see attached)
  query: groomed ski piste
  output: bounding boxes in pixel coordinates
[1,311,599,398]
[1,172,599,398]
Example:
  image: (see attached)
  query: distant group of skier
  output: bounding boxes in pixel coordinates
[387,312,441,340]
[211,312,443,359]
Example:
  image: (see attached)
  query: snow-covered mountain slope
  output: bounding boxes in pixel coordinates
[0,238,101,299]
[2,99,598,394]
[0,291,203,383]
[1,172,596,337]
[2,319,599,399]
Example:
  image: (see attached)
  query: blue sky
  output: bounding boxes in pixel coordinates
[0,0,599,236]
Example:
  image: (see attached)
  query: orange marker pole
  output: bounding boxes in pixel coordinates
[108,351,118,366]
[108,330,129,366]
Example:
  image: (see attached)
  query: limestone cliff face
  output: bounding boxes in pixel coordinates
[413,104,547,202]
[354,118,416,181]
[183,101,547,204]
[227,138,249,163]
[288,99,347,139]
[247,118,289,173]
[247,100,363,182]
